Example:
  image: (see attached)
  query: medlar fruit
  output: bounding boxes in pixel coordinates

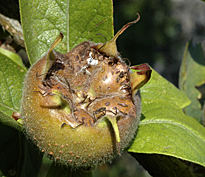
[21,14,151,168]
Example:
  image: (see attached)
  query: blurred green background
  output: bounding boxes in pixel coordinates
[113,0,205,86]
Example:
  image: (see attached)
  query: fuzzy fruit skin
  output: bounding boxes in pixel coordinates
[21,42,141,168]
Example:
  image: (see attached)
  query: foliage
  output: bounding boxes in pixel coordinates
[179,41,205,122]
[0,0,205,176]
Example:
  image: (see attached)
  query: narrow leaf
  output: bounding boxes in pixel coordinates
[129,69,205,168]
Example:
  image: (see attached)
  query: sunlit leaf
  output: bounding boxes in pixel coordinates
[129,70,205,168]
[20,0,114,64]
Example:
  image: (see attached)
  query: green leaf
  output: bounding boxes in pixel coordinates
[46,162,93,177]
[19,0,114,64]
[0,50,27,131]
[128,69,205,168]
[0,48,26,69]
[137,68,191,109]
[179,41,205,122]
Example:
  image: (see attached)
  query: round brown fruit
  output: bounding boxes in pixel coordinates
[21,15,151,168]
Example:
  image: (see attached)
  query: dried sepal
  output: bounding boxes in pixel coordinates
[45,32,64,75]
[91,13,140,60]
[130,63,152,96]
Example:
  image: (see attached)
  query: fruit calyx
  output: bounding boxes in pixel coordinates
[91,13,140,60]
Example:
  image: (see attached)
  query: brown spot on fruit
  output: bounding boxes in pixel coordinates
[118,103,128,107]
[12,112,21,120]
[21,15,151,168]
[105,102,110,106]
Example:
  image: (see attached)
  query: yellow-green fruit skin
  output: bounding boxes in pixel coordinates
[21,43,141,168]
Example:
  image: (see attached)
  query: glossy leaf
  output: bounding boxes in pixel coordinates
[0,50,27,131]
[19,0,114,64]
[129,69,205,168]
[179,41,205,122]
